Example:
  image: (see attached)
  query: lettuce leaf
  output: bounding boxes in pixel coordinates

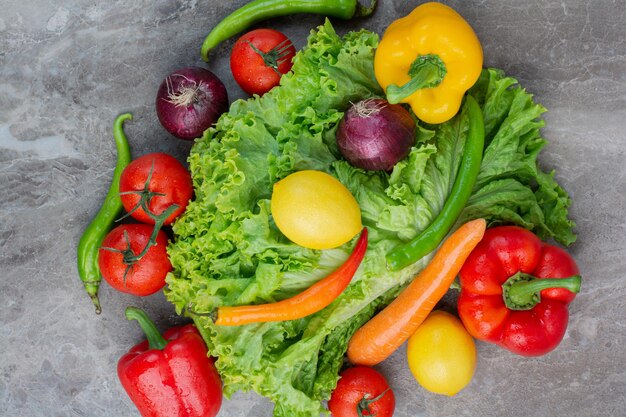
[166,21,576,417]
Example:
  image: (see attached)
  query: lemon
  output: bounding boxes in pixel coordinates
[270,170,362,249]
[407,310,476,396]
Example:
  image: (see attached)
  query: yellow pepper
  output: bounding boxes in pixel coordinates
[374,2,483,124]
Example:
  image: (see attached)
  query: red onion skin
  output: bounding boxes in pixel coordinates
[337,99,416,171]
[156,67,228,140]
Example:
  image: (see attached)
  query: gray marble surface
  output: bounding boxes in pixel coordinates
[1,0,625,416]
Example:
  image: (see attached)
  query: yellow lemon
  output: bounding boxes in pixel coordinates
[407,310,476,396]
[270,170,362,249]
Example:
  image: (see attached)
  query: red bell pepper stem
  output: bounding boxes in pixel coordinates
[502,273,582,311]
[125,307,168,350]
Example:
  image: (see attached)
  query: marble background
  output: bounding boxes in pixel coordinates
[1,0,625,416]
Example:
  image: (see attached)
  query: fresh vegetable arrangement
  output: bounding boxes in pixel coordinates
[77,2,584,416]
[164,19,577,415]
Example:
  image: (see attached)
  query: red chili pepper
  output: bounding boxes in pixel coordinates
[457,226,581,356]
[118,307,222,417]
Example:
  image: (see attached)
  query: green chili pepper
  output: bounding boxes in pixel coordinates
[386,95,485,271]
[77,113,133,314]
[200,0,378,61]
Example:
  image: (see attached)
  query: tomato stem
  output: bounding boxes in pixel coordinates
[101,203,178,280]
[246,39,293,75]
[106,160,180,269]
[357,388,389,417]
[117,160,165,223]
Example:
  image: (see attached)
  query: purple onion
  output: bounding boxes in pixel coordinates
[336,98,416,171]
[155,66,228,140]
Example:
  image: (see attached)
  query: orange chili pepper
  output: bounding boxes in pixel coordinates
[214,228,368,326]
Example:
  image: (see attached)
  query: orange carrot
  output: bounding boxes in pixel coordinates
[347,219,486,366]
[214,228,368,326]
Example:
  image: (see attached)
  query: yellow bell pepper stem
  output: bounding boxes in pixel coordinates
[374,2,483,124]
[386,54,447,104]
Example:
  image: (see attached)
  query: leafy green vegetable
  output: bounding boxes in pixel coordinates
[166,21,575,417]
[460,69,576,244]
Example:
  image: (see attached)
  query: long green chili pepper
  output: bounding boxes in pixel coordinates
[200,0,378,61]
[77,113,133,314]
[386,95,485,271]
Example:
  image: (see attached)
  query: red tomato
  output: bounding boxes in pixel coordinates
[98,224,171,296]
[119,153,193,226]
[328,366,395,417]
[230,29,296,95]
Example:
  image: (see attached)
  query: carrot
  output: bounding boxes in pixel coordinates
[214,228,368,326]
[347,219,486,366]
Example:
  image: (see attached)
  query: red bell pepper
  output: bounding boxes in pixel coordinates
[118,307,222,417]
[457,226,581,356]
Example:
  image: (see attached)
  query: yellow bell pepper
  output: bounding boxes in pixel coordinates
[374,2,483,124]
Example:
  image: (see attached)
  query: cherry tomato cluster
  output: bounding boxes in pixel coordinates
[98,153,193,296]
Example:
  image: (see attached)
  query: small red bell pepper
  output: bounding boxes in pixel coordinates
[118,307,222,417]
[457,226,581,356]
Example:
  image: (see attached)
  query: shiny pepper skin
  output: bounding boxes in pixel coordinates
[118,311,222,417]
[374,2,483,124]
[457,226,581,356]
